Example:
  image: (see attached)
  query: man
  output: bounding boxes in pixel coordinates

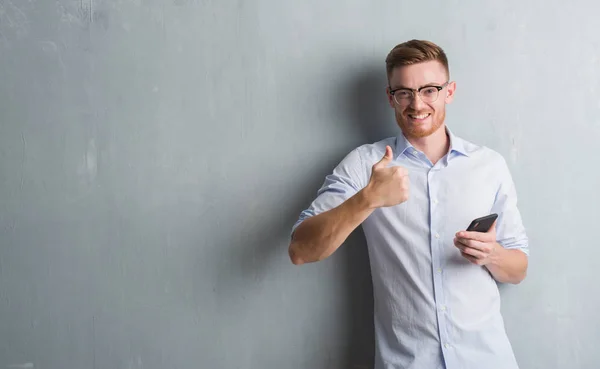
[288,39,529,369]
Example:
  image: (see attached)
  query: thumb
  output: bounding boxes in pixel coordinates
[374,145,393,169]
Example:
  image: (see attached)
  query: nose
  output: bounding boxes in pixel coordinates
[409,93,427,110]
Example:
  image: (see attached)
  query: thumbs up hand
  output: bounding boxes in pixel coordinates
[362,146,410,208]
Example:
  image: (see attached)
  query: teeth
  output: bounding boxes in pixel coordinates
[410,113,430,119]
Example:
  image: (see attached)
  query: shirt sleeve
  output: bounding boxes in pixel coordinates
[490,156,529,255]
[291,148,366,238]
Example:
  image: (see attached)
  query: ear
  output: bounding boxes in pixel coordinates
[385,86,395,108]
[444,81,456,104]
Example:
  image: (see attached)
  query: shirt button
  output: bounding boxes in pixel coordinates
[440,305,447,311]
[437,268,442,274]
[433,199,438,204]
[435,233,440,239]
[413,150,418,155]
[444,343,450,349]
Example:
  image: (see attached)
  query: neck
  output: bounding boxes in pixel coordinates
[406,125,450,165]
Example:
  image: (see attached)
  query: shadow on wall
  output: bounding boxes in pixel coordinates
[340,62,398,146]
[336,62,399,369]
[206,61,395,368]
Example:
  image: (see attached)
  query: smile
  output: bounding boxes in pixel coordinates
[408,113,431,120]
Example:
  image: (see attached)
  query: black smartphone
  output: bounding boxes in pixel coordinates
[466,213,498,232]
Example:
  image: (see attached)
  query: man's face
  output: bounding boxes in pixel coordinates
[386,61,456,139]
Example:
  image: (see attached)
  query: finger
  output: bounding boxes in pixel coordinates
[394,166,409,180]
[460,245,487,259]
[455,238,490,253]
[401,174,410,189]
[454,238,471,253]
[373,146,393,169]
[461,252,484,265]
[456,230,492,242]
[454,237,482,253]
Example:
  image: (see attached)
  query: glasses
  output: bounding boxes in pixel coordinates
[389,81,450,105]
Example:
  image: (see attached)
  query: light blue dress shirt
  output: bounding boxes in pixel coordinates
[292,127,529,369]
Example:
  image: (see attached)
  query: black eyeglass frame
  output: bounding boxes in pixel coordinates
[389,81,450,104]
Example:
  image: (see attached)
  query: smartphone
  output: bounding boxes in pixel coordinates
[466,213,498,232]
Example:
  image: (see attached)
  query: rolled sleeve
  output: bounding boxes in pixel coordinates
[491,157,529,256]
[291,148,366,237]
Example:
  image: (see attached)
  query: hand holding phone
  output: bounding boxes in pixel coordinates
[455,213,499,266]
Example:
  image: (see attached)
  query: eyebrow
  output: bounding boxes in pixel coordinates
[392,83,444,90]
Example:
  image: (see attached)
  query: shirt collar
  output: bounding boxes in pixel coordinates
[394,126,470,158]
[447,127,470,157]
[394,131,414,158]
